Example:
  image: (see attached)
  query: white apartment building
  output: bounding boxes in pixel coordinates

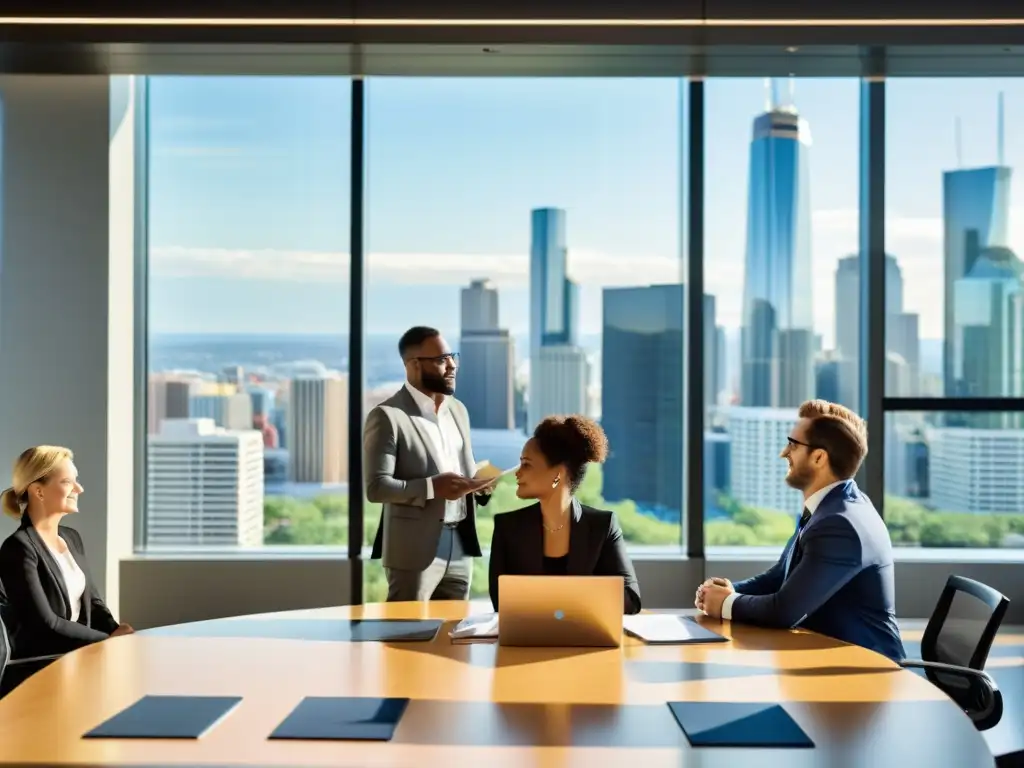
[147,418,264,547]
[727,406,802,516]
[927,426,1024,514]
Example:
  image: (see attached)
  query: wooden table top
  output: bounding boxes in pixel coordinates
[0,601,995,768]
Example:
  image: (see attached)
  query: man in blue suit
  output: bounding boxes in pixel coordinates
[696,400,905,663]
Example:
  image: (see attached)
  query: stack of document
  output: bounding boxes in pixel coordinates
[449,612,499,643]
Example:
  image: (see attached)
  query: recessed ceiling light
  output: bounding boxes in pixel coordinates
[786,46,799,53]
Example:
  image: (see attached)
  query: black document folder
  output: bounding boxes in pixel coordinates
[143,618,442,643]
[347,619,442,642]
[84,695,242,739]
[269,696,410,741]
[667,702,814,748]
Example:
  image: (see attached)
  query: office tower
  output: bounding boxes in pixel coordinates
[927,425,1024,514]
[189,391,254,431]
[950,245,1024,426]
[513,381,528,431]
[703,294,719,408]
[602,284,685,517]
[148,375,191,434]
[531,346,588,423]
[705,429,731,499]
[739,81,814,408]
[889,313,921,395]
[833,253,921,408]
[815,355,840,403]
[529,207,585,427]
[884,355,913,496]
[273,394,288,450]
[530,207,578,350]
[461,278,500,334]
[146,418,264,547]
[459,279,515,429]
[727,406,802,516]
[714,325,727,405]
[250,388,275,420]
[221,365,244,387]
[943,102,1012,395]
[288,374,348,483]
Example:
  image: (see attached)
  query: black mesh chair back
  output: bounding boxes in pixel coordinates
[923,574,1008,671]
[902,574,1009,731]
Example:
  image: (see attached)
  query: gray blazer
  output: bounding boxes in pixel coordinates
[365,386,486,571]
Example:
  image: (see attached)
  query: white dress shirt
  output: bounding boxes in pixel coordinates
[46,537,87,623]
[404,382,470,524]
[720,479,847,620]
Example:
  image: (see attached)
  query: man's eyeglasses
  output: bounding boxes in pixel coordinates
[787,436,822,451]
[411,352,459,367]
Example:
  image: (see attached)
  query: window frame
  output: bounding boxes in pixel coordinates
[133,72,1024,608]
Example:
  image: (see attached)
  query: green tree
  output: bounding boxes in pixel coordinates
[705,520,760,546]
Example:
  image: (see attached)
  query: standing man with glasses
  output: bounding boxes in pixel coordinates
[695,400,905,662]
[365,326,494,602]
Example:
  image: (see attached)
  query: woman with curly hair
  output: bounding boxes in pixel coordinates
[488,415,641,615]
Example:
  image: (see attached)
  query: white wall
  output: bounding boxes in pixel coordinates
[0,76,135,616]
[121,558,354,629]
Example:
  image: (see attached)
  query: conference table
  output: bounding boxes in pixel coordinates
[0,601,996,767]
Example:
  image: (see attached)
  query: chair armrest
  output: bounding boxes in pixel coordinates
[900,658,996,685]
[900,659,1003,731]
[8,653,62,666]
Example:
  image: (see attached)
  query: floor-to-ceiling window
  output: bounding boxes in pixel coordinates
[144,77,352,552]
[703,78,862,554]
[884,78,1024,552]
[361,78,687,601]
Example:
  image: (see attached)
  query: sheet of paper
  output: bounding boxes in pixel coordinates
[449,612,500,640]
[473,461,518,481]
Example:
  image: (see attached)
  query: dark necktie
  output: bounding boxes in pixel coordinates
[798,508,811,531]
[784,508,812,581]
[792,508,811,562]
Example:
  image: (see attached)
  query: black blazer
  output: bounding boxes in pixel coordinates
[488,499,642,615]
[0,516,119,657]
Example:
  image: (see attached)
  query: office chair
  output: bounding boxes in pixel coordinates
[0,601,63,699]
[900,574,1009,732]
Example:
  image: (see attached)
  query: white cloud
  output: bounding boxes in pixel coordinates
[150,245,680,289]
[154,146,246,159]
[152,203,1024,345]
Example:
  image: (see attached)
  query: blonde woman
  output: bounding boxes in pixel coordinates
[0,446,131,658]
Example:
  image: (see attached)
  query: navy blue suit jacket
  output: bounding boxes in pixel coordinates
[731,480,906,663]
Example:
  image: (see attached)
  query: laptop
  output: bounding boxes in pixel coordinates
[497,575,624,647]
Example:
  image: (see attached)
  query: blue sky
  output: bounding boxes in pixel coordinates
[148,76,1024,344]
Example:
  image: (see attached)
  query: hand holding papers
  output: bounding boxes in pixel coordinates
[472,461,518,491]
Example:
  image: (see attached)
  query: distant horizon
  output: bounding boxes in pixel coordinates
[150,329,944,343]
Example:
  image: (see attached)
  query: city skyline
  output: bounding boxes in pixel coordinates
[136,72,1024,558]
[150,77,1024,347]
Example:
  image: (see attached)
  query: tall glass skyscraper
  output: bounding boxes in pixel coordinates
[740,82,814,407]
[530,207,578,351]
[943,165,1012,395]
[459,279,514,430]
[529,207,585,428]
[601,284,685,518]
[951,245,1024,426]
